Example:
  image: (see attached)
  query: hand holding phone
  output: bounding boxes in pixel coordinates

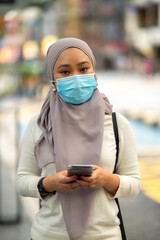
[67,164,94,179]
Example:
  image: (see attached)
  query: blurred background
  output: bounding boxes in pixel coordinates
[0,0,160,239]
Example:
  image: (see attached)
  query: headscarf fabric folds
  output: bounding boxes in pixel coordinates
[34,38,112,240]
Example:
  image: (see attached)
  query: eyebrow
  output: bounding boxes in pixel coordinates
[58,61,90,69]
[58,64,70,69]
[77,61,90,66]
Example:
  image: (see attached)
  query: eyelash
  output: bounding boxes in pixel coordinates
[80,67,88,72]
[60,68,89,74]
[60,71,69,74]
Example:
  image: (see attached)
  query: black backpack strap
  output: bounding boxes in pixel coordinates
[112,112,119,174]
[112,112,127,240]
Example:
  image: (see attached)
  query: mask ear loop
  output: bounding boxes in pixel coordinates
[94,73,98,87]
[49,80,56,91]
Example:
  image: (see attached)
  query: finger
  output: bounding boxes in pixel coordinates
[71,185,80,190]
[77,180,90,187]
[60,182,78,192]
[64,180,79,188]
[80,183,93,189]
[80,176,93,182]
[64,185,80,193]
[84,182,98,189]
[93,165,99,171]
[93,165,97,169]
[64,175,78,183]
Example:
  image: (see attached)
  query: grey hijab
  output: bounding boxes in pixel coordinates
[35,38,112,240]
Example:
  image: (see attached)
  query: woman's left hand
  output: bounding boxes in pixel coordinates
[77,165,120,196]
[77,165,108,189]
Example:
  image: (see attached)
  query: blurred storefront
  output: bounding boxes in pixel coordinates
[2,0,160,97]
[125,0,160,75]
[0,0,129,97]
[55,0,127,70]
[0,0,58,97]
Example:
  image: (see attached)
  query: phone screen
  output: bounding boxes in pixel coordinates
[67,164,94,178]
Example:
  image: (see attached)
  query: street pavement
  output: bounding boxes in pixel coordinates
[0,71,160,240]
[120,191,160,240]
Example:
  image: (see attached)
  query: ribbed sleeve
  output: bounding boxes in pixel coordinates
[16,115,42,198]
[107,113,141,199]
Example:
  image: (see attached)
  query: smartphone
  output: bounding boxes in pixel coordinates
[67,164,94,179]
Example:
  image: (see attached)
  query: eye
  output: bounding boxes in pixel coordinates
[80,67,88,72]
[60,70,70,75]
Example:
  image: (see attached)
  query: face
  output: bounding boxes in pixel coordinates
[53,48,94,88]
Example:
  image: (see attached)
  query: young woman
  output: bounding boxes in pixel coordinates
[16,38,141,240]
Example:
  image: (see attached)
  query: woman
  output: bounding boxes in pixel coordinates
[16,38,141,240]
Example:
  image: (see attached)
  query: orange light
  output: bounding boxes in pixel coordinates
[0,46,14,63]
[22,40,39,60]
[41,35,58,57]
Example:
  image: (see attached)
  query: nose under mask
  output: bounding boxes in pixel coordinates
[55,73,97,104]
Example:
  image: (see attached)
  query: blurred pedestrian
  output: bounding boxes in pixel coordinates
[16,38,141,240]
[141,58,154,77]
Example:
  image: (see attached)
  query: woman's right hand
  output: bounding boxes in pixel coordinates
[42,171,80,193]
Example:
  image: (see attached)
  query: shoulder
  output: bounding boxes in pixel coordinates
[104,112,130,129]
[104,112,134,140]
[115,112,130,129]
[27,114,39,129]
[24,114,40,139]
[114,113,136,144]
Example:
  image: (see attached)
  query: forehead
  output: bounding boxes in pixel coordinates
[55,48,92,65]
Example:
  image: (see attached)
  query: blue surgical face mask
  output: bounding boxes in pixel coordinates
[55,73,97,104]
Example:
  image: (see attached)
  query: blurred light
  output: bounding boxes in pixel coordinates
[0,46,21,63]
[140,46,154,58]
[22,40,39,60]
[22,7,42,22]
[4,10,18,22]
[4,10,21,34]
[41,35,59,56]
[136,45,154,58]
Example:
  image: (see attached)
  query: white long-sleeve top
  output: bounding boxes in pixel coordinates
[16,113,141,240]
